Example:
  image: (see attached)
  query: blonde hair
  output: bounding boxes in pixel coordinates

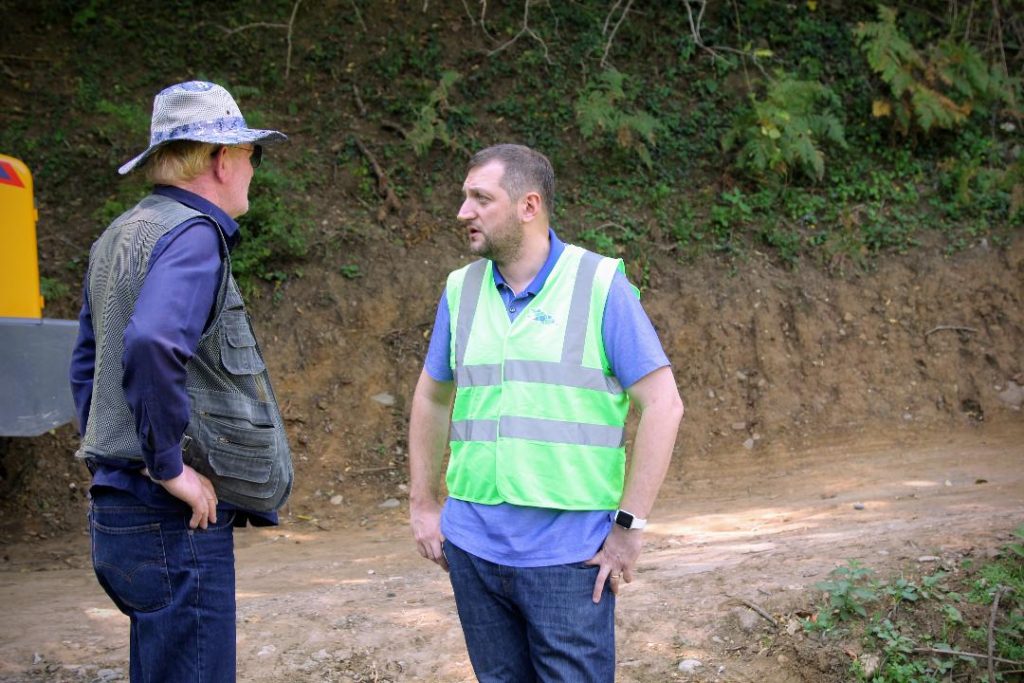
[145,140,220,185]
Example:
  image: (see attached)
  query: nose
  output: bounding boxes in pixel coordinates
[457,199,474,222]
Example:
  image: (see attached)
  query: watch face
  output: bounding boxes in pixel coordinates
[615,510,635,528]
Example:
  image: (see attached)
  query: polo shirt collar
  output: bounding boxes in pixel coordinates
[492,228,565,295]
[153,184,240,250]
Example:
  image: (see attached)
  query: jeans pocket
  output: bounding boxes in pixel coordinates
[91,519,172,613]
[207,509,237,531]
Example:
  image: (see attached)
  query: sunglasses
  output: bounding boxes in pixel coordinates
[214,144,263,169]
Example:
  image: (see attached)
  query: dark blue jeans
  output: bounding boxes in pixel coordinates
[89,488,236,682]
[444,540,615,683]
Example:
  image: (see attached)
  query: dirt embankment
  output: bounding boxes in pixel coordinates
[2,231,1022,541]
[262,228,1024,523]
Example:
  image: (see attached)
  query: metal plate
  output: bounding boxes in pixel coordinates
[0,317,79,436]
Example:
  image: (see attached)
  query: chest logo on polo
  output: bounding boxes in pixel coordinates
[529,309,555,325]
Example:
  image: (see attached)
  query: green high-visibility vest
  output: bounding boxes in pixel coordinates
[445,244,632,510]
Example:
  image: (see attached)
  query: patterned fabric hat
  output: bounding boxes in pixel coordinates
[118,81,287,175]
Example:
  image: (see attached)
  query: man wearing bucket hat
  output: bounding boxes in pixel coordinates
[70,80,292,681]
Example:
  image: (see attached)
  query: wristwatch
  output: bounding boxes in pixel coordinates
[614,509,647,530]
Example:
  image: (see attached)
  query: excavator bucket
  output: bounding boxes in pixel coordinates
[0,319,79,436]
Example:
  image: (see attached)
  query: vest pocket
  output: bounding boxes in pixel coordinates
[187,388,289,507]
[221,312,266,375]
[209,448,274,487]
[204,414,275,448]
[198,413,280,500]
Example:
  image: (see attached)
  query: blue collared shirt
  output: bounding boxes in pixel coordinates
[70,185,275,525]
[423,229,670,566]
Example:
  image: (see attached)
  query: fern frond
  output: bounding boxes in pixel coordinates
[574,69,664,166]
[725,72,845,182]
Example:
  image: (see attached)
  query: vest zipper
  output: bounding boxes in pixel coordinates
[217,435,268,450]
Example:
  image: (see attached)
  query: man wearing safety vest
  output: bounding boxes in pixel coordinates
[409,143,684,681]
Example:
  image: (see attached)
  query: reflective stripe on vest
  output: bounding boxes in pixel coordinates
[452,416,626,448]
[455,360,623,393]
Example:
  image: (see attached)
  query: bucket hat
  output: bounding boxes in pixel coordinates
[119,80,287,175]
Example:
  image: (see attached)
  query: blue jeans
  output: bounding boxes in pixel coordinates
[444,540,615,683]
[89,488,236,682]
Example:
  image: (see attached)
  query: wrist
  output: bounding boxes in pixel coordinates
[409,493,440,508]
[614,508,647,530]
[145,445,184,481]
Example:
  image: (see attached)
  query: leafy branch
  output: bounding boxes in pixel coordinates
[406,70,469,158]
[575,69,663,168]
[722,72,847,182]
[854,4,1013,134]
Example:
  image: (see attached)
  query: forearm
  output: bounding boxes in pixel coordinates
[122,220,222,479]
[69,290,96,436]
[122,325,192,479]
[620,367,684,518]
[588,381,681,602]
[408,371,454,506]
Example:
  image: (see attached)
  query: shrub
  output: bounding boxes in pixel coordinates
[232,167,310,290]
[407,70,464,157]
[853,5,1011,134]
[722,72,846,182]
[575,69,664,169]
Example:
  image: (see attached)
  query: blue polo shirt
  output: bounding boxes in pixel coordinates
[423,229,670,566]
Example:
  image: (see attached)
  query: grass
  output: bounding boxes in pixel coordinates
[804,527,1024,682]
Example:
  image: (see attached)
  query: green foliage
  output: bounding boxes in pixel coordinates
[812,560,879,628]
[407,71,465,157]
[575,69,664,169]
[1009,526,1024,560]
[722,73,846,182]
[338,264,362,279]
[862,620,958,683]
[10,0,1023,310]
[577,220,643,257]
[883,576,921,605]
[853,5,1012,134]
[918,571,951,600]
[95,99,150,149]
[810,529,1024,682]
[39,276,70,304]
[707,187,754,255]
[232,167,311,291]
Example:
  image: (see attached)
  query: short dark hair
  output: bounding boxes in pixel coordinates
[468,144,555,216]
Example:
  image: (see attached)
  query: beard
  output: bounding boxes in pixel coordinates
[470,210,523,265]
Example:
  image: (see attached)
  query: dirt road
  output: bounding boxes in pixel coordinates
[1,425,1021,682]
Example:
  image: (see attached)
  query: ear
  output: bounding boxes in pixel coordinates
[519,190,542,222]
[211,146,230,182]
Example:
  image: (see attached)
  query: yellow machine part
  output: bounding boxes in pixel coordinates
[0,153,43,319]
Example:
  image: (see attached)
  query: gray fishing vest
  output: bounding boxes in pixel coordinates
[77,193,292,512]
